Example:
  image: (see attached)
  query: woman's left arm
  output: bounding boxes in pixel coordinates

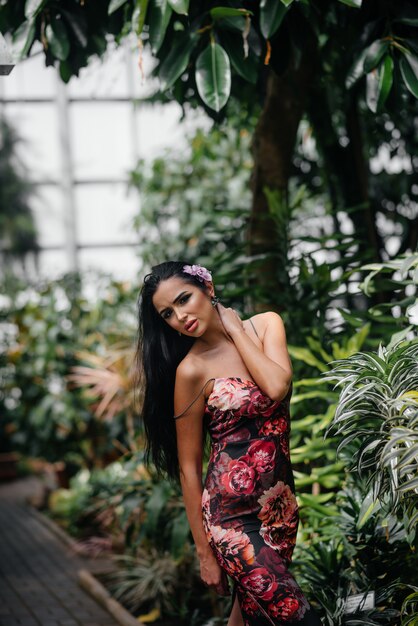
[217,305,292,401]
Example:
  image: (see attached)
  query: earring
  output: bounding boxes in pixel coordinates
[178,331,182,336]
[211,296,219,306]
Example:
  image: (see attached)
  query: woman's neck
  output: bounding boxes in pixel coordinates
[195,316,232,350]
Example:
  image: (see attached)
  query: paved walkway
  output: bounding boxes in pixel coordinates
[0,477,116,626]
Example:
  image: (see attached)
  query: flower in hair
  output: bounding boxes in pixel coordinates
[183,264,212,282]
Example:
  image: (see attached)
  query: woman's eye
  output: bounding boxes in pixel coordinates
[179,294,190,304]
[163,310,172,319]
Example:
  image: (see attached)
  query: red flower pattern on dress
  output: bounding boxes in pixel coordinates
[240,593,259,616]
[210,525,255,574]
[258,481,299,531]
[258,415,289,436]
[240,567,279,601]
[245,388,278,417]
[259,526,297,562]
[202,377,316,625]
[222,459,257,495]
[208,378,249,411]
[246,440,276,473]
[257,546,287,574]
[268,595,300,620]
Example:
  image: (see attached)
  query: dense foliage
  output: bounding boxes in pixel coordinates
[0,116,38,265]
[1,0,417,299]
[1,1,418,113]
[0,273,138,468]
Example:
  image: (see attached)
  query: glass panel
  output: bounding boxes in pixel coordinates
[30,185,65,247]
[3,103,60,181]
[2,43,56,99]
[75,183,139,245]
[79,246,140,280]
[71,102,134,180]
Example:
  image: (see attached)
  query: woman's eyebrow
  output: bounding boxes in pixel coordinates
[159,291,188,315]
[172,290,188,304]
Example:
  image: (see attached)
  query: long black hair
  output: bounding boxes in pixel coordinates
[136,261,211,481]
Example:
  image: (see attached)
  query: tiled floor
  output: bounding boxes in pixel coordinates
[0,478,116,626]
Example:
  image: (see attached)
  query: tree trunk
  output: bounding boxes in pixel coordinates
[249,40,317,313]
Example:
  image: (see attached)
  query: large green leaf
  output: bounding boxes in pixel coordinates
[170,509,190,557]
[259,0,287,39]
[195,42,231,112]
[210,7,252,19]
[25,0,45,19]
[221,32,259,84]
[288,346,328,372]
[12,19,36,60]
[363,39,389,73]
[132,0,149,36]
[393,3,418,27]
[61,10,88,48]
[158,32,197,90]
[108,0,129,15]
[144,482,172,531]
[399,52,418,98]
[148,0,173,53]
[167,0,189,15]
[45,18,70,61]
[357,490,381,528]
[337,0,362,7]
[366,54,393,113]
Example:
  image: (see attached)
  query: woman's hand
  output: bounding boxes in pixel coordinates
[199,549,230,596]
[216,302,244,337]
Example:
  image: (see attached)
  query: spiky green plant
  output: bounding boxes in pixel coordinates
[324,338,418,540]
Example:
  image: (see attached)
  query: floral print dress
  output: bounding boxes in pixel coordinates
[202,377,322,625]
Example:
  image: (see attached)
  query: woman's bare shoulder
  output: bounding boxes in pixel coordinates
[246,311,284,334]
[174,354,211,419]
[175,353,206,386]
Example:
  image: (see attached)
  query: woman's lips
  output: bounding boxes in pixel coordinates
[185,319,198,332]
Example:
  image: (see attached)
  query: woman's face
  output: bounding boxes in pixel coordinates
[152,276,214,336]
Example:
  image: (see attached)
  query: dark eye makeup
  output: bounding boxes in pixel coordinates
[161,293,191,320]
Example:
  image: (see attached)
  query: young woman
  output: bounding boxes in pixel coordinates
[138,261,322,626]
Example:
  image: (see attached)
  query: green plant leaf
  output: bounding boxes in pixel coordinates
[108,0,129,14]
[170,509,190,557]
[158,32,197,89]
[148,0,173,53]
[25,0,45,19]
[394,3,418,27]
[144,482,172,531]
[399,52,418,98]
[363,39,389,72]
[346,47,369,89]
[288,346,328,372]
[12,19,36,59]
[337,0,362,7]
[259,0,287,39]
[378,55,394,108]
[221,32,259,84]
[210,7,252,19]
[132,0,149,36]
[167,0,189,15]
[366,55,393,113]
[195,42,231,112]
[61,10,88,48]
[357,491,380,528]
[45,18,70,61]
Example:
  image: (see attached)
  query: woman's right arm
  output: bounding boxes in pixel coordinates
[174,361,225,594]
